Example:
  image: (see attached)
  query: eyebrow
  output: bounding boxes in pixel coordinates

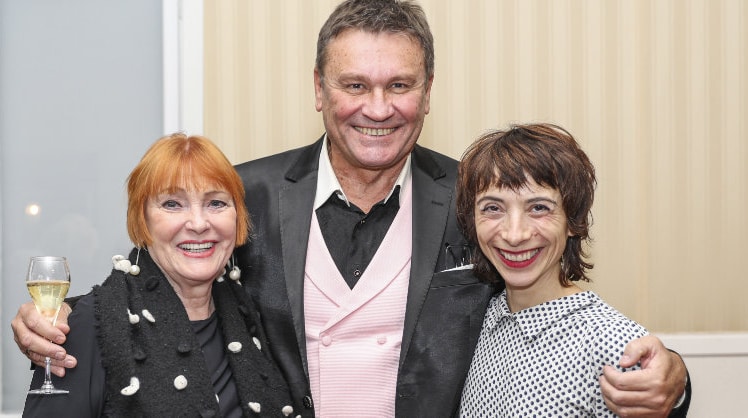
[475,195,558,206]
[475,195,501,205]
[526,196,558,205]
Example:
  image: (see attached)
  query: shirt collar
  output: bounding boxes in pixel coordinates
[487,290,598,341]
[314,133,412,211]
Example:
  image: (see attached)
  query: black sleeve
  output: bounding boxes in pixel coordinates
[64,291,90,310]
[668,369,691,418]
[23,294,105,418]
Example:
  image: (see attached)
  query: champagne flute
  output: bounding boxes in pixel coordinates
[26,256,71,395]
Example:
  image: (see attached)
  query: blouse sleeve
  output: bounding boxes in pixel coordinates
[589,309,649,417]
[23,293,105,418]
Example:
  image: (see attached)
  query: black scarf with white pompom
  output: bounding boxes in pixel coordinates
[93,248,296,417]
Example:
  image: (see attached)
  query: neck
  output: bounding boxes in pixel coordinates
[506,281,582,313]
[166,278,215,320]
[331,162,406,215]
[337,173,398,213]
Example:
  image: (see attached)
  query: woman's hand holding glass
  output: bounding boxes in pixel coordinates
[25,256,71,395]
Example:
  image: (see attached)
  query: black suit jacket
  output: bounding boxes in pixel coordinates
[234,137,496,417]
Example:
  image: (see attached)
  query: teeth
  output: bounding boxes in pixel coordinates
[500,249,539,262]
[179,242,214,252]
[356,127,395,136]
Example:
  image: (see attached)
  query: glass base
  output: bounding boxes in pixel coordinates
[28,384,69,395]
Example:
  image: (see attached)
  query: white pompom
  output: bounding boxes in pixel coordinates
[173,375,188,390]
[141,309,155,323]
[248,402,261,413]
[112,255,132,273]
[281,405,294,416]
[228,341,242,353]
[120,376,140,396]
[127,309,140,324]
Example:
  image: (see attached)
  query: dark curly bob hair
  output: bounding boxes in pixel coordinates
[456,123,596,287]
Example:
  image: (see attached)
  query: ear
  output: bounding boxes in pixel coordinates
[423,74,434,114]
[314,69,324,112]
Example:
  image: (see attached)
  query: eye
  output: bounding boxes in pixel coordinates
[390,82,409,91]
[528,202,556,217]
[161,199,182,210]
[478,202,503,215]
[345,83,367,94]
[530,204,550,212]
[208,199,228,209]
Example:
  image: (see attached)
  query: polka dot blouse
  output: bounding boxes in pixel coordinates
[460,290,648,417]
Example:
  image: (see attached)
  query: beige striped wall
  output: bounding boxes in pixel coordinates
[203,0,747,333]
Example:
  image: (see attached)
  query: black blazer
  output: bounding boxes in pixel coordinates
[234,137,496,417]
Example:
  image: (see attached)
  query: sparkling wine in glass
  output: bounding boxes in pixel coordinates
[26,256,71,395]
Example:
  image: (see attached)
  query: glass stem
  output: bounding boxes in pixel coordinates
[41,357,54,392]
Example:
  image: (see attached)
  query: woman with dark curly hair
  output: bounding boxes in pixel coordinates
[457,123,653,417]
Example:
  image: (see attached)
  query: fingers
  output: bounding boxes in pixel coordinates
[600,366,669,417]
[56,302,72,328]
[619,335,663,368]
[18,302,68,343]
[601,363,660,392]
[26,349,77,378]
[11,302,69,361]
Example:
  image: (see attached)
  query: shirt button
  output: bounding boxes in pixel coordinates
[377,335,387,345]
[321,334,332,346]
[303,395,314,409]
[353,269,361,277]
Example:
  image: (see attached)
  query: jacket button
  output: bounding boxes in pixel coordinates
[133,348,147,362]
[303,395,314,409]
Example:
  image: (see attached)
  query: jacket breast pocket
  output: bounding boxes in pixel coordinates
[396,269,495,415]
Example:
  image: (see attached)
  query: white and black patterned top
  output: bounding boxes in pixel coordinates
[460,290,648,417]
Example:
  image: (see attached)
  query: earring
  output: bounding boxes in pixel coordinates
[112,249,141,276]
[228,255,241,281]
[130,248,141,276]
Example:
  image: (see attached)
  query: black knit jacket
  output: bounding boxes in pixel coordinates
[94,248,296,417]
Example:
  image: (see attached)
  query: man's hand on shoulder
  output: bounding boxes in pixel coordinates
[600,335,688,418]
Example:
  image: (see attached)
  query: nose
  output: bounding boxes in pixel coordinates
[186,207,210,233]
[499,213,532,246]
[361,88,393,121]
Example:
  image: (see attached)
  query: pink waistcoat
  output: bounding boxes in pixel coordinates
[304,178,413,417]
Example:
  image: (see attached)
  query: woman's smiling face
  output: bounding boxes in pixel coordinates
[145,187,237,286]
[474,176,571,292]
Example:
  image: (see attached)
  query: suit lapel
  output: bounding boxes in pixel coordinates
[400,146,453,366]
[279,138,324,371]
